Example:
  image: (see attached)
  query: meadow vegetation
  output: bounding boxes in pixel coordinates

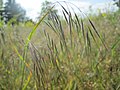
[0,3,120,90]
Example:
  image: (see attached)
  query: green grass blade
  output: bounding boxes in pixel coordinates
[25,6,55,47]
[111,36,120,50]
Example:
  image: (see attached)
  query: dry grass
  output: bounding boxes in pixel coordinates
[0,3,120,90]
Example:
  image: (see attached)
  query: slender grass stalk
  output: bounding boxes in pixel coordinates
[8,6,55,90]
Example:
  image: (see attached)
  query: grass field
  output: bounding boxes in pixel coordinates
[0,5,120,90]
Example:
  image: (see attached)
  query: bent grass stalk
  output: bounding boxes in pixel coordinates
[12,6,55,90]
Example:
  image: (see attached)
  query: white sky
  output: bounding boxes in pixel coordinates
[4,0,117,20]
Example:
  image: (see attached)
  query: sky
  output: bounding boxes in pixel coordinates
[4,0,117,20]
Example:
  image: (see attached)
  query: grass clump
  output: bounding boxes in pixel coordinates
[0,2,120,90]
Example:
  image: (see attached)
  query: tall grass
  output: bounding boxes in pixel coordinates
[0,2,120,90]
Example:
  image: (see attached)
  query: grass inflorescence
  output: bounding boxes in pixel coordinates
[0,2,120,90]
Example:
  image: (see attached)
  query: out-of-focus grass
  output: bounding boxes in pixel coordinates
[0,4,120,90]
